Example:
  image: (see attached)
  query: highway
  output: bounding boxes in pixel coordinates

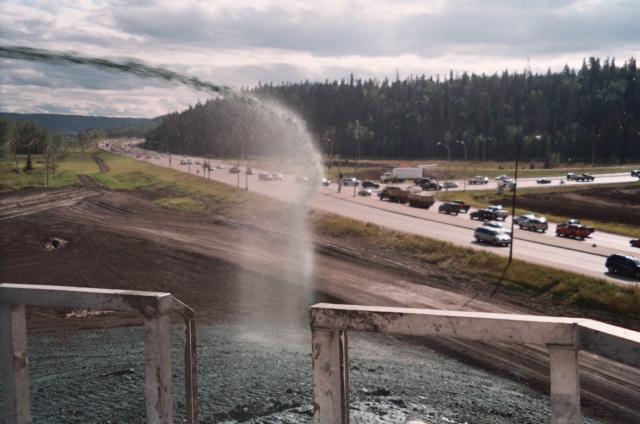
[106,142,640,286]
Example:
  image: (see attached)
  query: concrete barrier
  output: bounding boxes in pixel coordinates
[310,303,640,424]
[0,283,197,424]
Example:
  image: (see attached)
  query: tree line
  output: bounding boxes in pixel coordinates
[0,117,66,175]
[146,57,640,164]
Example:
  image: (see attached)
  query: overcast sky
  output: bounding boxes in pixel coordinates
[1,0,639,117]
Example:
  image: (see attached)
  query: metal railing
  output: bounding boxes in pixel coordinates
[0,283,197,424]
[310,303,640,424]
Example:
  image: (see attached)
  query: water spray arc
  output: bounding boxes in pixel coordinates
[2,44,324,325]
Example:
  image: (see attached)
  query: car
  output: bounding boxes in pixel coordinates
[483,222,512,235]
[470,209,500,222]
[407,185,423,193]
[536,178,552,184]
[498,180,517,189]
[229,166,240,174]
[443,181,458,189]
[195,161,201,165]
[483,221,503,229]
[630,239,640,248]
[321,178,331,187]
[271,172,285,181]
[519,216,548,232]
[180,160,188,165]
[216,164,224,169]
[258,172,274,181]
[358,188,373,197]
[361,181,380,189]
[513,214,536,225]
[341,177,360,187]
[474,227,512,246]
[468,176,489,185]
[421,181,443,191]
[413,178,435,185]
[606,254,640,278]
[246,167,255,175]
[438,202,463,215]
[631,169,640,178]
[495,175,510,181]
[566,172,576,181]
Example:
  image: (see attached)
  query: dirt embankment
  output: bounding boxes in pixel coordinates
[516,186,640,226]
[1,188,639,422]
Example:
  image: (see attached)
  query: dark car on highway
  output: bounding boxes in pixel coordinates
[438,202,463,215]
[420,181,443,191]
[606,254,640,278]
[470,209,499,222]
[632,169,640,178]
[361,181,380,189]
[630,239,640,248]
[575,173,595,182]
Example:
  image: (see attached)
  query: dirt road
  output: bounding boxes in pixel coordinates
[1,188,638,422]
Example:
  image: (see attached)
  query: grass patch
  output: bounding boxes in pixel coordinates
[313,214,640,318]
[154,196,205,212]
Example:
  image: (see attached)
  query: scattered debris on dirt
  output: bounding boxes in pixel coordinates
[44,237,67,250]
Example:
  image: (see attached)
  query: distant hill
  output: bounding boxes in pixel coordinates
[0,112,158,136]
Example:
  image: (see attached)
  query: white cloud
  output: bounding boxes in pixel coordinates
[0,0,639,117]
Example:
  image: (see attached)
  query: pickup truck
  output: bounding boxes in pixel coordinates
[556,220,595,239]
[407,193,435,209]
[486,205,508,221]
[470,209,501,222]
[574,173,595,182]
[450,200,470,213]
[378,186,409,203]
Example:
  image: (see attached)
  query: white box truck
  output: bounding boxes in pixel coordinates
[380,167,423,182]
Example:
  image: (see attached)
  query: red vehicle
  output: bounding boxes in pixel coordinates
[556,220,594,239]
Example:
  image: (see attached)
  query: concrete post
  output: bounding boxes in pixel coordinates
[549,345,581,424]
[0,303,32,424]
[144,313,172,424]
[184,318,198,424]
[312,329,349,424]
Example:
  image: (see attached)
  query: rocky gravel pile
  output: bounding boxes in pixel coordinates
[0,321,605,424]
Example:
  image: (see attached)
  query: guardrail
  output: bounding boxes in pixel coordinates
[310,303,640,424]
[0,283,197,424]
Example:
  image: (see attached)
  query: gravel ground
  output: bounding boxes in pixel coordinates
[1,321,604,424]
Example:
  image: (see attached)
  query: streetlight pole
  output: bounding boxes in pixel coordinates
[508,136,526,264]
[437,142,451,201]
[353,120,361,197]
[457,140,467,191]
[437,142,451,177]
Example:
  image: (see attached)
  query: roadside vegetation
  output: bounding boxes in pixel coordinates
[314,215,640,318]
[2,144,638,319]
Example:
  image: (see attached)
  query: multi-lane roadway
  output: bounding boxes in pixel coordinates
[106,142,640,286]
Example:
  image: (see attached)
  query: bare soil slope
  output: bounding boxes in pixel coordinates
[1,188,639,422]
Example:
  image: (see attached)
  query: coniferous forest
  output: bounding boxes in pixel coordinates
[146,57,640,163]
